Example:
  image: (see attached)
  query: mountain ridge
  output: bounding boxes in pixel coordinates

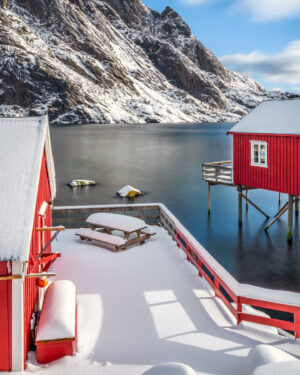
[0,0,298,124]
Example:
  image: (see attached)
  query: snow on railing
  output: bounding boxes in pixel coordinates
[159,204,300,339]
[53,203,300,339]
[202,160,234,185]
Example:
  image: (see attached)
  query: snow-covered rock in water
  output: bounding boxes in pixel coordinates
[68,179,96,187]
[36,280,76,341]
[142,362,196,375]
[0,0,298,124]
[117,185,143,198]
[245,345,297,374]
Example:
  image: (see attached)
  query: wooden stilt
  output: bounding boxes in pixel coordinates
[264,201,289,231]
[246,190,249,212]
[240,192,269,218]
[295,197,299,216]
[287,194,294,242]
[238,187,242,226]
[279,192,281,204]
[208,183,211,216]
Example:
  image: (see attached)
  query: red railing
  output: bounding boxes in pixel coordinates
[174,227,300,339]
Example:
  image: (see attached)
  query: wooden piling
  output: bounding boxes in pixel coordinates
[279,192,281,204]
[208,183,211,216]
[264,201,289,231]
[240,192,269,218]
[246,190,249,211]
[287,194,294,242]
[238,187,242,226]
[295,197,299,216]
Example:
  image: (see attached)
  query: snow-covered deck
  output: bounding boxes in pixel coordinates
[27,227,300,375]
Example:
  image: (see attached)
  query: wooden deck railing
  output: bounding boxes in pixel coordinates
[202,160,234,185]
[53,203,300,339]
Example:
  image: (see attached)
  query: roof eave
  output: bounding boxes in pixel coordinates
[43,115,56,200]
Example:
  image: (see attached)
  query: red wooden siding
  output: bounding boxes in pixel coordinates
[23,149,52,367]
[0,261,12,371]
[233,134,300,195]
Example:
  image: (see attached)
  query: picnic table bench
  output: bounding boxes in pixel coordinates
[76,213,155,251]
[76,228,127,251]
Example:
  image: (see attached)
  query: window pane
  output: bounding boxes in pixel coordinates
[251,142,267,166]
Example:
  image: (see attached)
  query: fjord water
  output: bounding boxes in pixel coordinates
[51,124,300,292]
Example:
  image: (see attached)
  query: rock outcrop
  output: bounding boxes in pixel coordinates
[0,0,297,124]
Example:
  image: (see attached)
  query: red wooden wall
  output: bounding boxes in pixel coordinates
[233,134,300,195]
[0,262,12,371]
[23,149,52,367]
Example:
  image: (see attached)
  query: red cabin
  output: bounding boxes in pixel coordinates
[228,99,300,195]
[0,116,59,371]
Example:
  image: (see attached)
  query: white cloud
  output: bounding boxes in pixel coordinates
[221,40,300,86]
[180,0,215,6]
[181,0,300,21]
[237,0,300,22]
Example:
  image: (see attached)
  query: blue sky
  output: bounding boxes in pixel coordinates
[144,0,300,93]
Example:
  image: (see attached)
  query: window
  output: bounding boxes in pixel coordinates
[250,141,268,167]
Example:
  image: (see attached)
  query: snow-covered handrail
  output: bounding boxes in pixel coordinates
[159,203,300,339]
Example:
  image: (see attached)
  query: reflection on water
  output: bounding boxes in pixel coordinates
[51,123,300,292]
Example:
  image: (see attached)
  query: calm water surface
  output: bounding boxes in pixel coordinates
[50,124,300,292]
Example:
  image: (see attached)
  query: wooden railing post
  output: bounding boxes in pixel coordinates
[214,278,221,298]
[237,297,242,325]
[198,260,203,277]
[294,311,300,339]
[186,246,190,261]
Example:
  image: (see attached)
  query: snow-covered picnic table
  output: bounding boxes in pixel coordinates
[86,212,147,238]
[76,213,155,251]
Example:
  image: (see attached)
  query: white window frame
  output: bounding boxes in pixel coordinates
[250,140,268,168]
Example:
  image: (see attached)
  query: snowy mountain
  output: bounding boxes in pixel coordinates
[0,0,298,125]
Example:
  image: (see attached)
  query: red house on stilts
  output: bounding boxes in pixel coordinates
[0,116,60,371]
[227,99,300,239]
[203,99,300,240]
[228,99,300,196]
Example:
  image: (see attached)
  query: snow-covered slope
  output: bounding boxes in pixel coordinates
[0,0,298,125]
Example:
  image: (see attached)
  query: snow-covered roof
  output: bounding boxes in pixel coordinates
[228,99,300,135]
[0,116,56,261]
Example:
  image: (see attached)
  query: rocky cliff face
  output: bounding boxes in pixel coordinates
[0,0,297,124]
